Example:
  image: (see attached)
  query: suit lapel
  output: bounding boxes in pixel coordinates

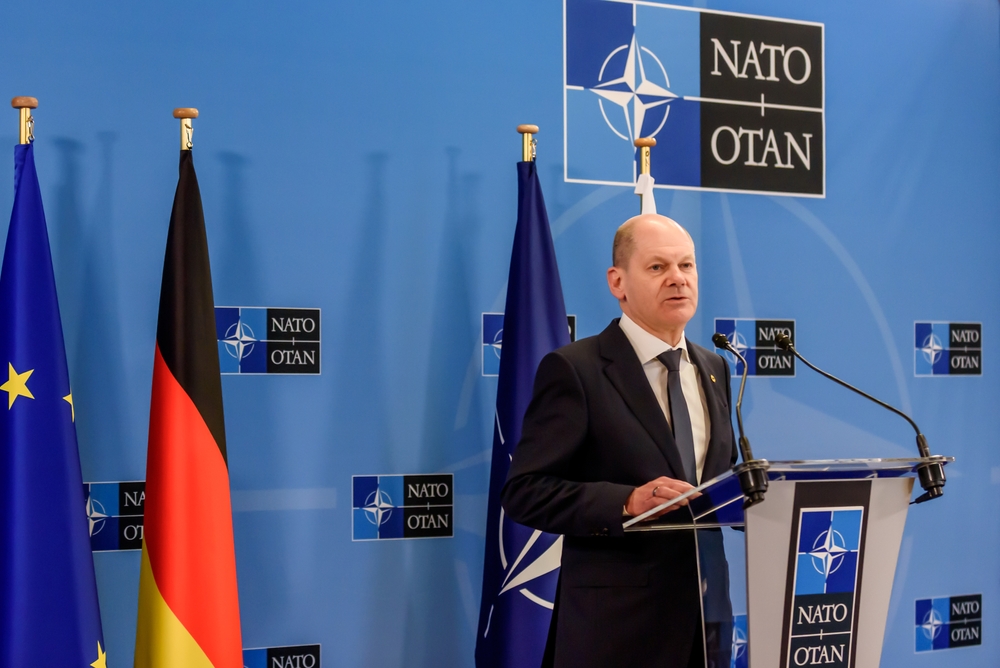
[598,321,687,479]
[687,341,734,479]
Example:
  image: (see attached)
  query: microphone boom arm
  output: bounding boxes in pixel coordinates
[773,332,945,503]
[712,332,768,507]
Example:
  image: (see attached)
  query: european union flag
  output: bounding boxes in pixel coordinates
[476,160,569,667]
[0,143,106,666]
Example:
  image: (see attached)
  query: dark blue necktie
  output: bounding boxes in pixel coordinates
[657,348,697,485]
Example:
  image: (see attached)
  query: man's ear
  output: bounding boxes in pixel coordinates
[607,266,626,301]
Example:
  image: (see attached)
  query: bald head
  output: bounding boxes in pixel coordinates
[612,214,693,268]
[606,213,698,345]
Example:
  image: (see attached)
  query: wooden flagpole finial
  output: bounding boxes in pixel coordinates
[12,97,38,145]
[634,137,656,176]
[173,108,199,150]
[517,124,539,162]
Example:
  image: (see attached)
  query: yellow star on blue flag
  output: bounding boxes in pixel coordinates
[90,642,106,668]
[63,391,74,421]
[0,362,34,408]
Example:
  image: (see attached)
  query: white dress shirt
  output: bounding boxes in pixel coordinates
[618,314,710,483]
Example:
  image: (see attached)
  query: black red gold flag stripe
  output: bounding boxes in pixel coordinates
[134,150,242,668]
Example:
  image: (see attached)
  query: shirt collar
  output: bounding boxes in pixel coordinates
[618,313,689,365]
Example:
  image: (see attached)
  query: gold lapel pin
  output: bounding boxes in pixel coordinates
[710,374,716,383]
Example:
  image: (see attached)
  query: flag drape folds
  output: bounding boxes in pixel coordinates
[476,161,570,668]
[135,150,242,668]
[0,143,106,666]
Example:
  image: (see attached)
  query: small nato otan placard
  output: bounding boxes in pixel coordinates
[915,594,982,652]
[84,481,145,552]
[216,306,321,375]
[243,643,321,668]
[714,318,795,377]
[482,313,577,376]
[564,0,824,197]
[914,322,982,376]
[352,474,454,541]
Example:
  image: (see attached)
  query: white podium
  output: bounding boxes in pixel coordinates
[623,457,952,668]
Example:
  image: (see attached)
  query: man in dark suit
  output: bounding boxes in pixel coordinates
[501,214,737,668]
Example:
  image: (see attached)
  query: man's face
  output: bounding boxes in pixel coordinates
[607,219,698,342]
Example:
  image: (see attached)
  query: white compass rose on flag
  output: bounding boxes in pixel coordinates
[482,410,563,638]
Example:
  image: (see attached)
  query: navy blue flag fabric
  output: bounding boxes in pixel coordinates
[476,161,570,668]
[0,144,106,667]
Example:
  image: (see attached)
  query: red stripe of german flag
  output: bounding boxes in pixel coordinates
[135,150,242,668]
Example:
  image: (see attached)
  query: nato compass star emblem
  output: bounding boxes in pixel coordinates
[809,529,848,577]
[920,333,944,365]
[920,608,945,640]
[590,35,677,143]
[86,496,108,537]
[362,489,394,527]
[732,625,748,660]
[489,328,502,363]
[723,331,749,368]
[223,320,257,361]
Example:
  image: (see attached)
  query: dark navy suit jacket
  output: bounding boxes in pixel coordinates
[502,319,737,668]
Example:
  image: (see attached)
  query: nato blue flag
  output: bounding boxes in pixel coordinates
[476,160,569,668]
[0,143,106,667]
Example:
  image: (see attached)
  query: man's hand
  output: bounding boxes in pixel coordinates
[625,476,699,518]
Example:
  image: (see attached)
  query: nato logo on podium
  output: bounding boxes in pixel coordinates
[731,614,748,668]
[785,508,863,665]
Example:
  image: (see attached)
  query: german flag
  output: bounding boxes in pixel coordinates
[134,149,242,668]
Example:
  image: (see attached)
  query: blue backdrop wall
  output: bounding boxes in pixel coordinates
[1,0,998,666]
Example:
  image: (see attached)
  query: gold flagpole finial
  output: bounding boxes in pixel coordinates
[173,108,199,150]
[517,124,539,162]
[634,137,655,176]
[11,97,38,145]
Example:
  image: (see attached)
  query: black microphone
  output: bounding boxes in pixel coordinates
[712,332,768,508]
[773,332,946,504]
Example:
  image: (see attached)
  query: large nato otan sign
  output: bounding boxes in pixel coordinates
[243,643,321,668]
[914,322,982,376]
[915,594,982,652]
[216,307,321,375]
[85,481,145,551]
[714,318,795,377]
[565,0,824,196]
[352,474,453,541]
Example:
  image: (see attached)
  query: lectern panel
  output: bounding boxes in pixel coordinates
[777,481,872,668]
